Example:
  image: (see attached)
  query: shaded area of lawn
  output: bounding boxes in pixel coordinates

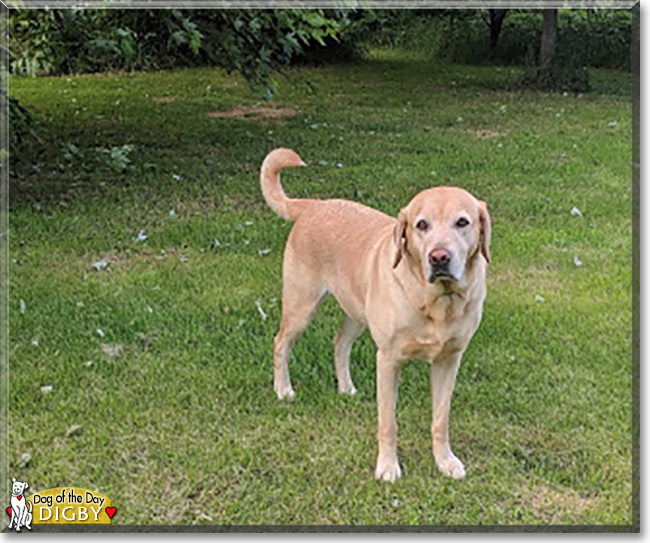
[9,51,632,525]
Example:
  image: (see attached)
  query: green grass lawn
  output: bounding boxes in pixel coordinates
[8,50,633,526]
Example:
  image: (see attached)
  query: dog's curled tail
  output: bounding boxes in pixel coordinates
[260,148,308,221]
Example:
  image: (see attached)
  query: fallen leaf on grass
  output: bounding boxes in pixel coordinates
[101,343,123,359]
[66,424,83,438]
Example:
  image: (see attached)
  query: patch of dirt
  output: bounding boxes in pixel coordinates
[471,128,508,139]
[207,106,299,123]
[527,484,596,521]
[151,96,177,103]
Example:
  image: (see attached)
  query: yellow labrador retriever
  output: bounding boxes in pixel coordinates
[261,148,490,482]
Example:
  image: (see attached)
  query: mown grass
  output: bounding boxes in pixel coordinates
[8,50,633,526]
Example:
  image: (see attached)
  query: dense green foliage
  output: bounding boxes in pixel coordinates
[9,9,360,85]
[9,51,633,525]
[367,9,632,71]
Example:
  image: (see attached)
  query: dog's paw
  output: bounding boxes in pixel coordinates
[274,385,295,401]
[436,453,466,480]
[338,383,357,395]
[375,458,402,483]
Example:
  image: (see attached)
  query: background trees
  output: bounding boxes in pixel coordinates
[6,8,632,155]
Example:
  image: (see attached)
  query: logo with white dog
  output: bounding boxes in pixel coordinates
[8,477,32,532]
[6,480,114,528]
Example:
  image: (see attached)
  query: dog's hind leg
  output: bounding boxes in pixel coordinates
[274,259,326,401]
[333,314,365,395]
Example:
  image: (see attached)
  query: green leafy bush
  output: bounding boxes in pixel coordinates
[8,9,353,87]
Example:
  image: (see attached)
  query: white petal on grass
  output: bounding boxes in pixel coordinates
[258,248,271,256]
[336,163,343,168]
[31,338,39,347]
[180,254,188,263]
[535,295,546,303]
[85,360,94,367]
[146,306,154,314]
[96,328,105,338]
[169,209,178,219]
[570,206,583,217]
[41,385,53,394]
[608,121,618,128]
[19,299,26,314]
[92,260,109,271]
[573,255,583,267]
[171,173,182,181]
[76,301,85,308]
[18,452,31,468]
[318,160,329,166]
[255,300,268,321]
[244,220,254,226]
[135,230,148,243]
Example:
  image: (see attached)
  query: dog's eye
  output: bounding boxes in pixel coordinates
[456,217,470,228]
[415,219,429,231]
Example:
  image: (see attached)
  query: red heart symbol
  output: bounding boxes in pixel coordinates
[17,496,22,501]
[105,506,116,519]
[6,506,11,517]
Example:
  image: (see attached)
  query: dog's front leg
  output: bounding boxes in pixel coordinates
[375,351,402,483]
[430,353,465,479]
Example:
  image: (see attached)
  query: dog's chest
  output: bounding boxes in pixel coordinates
[398,296,474,361]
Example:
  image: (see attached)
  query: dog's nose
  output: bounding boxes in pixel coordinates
[429,248,451,268]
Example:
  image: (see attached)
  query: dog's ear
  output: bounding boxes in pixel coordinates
[24,482,29,490]
[392,208,408,268]
[12,477,16,483]
[478,200,491,264]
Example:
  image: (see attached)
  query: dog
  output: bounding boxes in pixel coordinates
[8,477,32,531]
[261,148,490,482]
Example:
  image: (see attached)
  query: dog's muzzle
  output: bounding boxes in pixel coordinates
[428,248,455,282]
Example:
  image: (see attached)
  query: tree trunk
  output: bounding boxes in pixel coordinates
[539,9,558,73]
[489,9,508,50]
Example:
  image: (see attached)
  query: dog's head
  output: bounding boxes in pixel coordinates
[393,187,490,284]
[11,477,28,496]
